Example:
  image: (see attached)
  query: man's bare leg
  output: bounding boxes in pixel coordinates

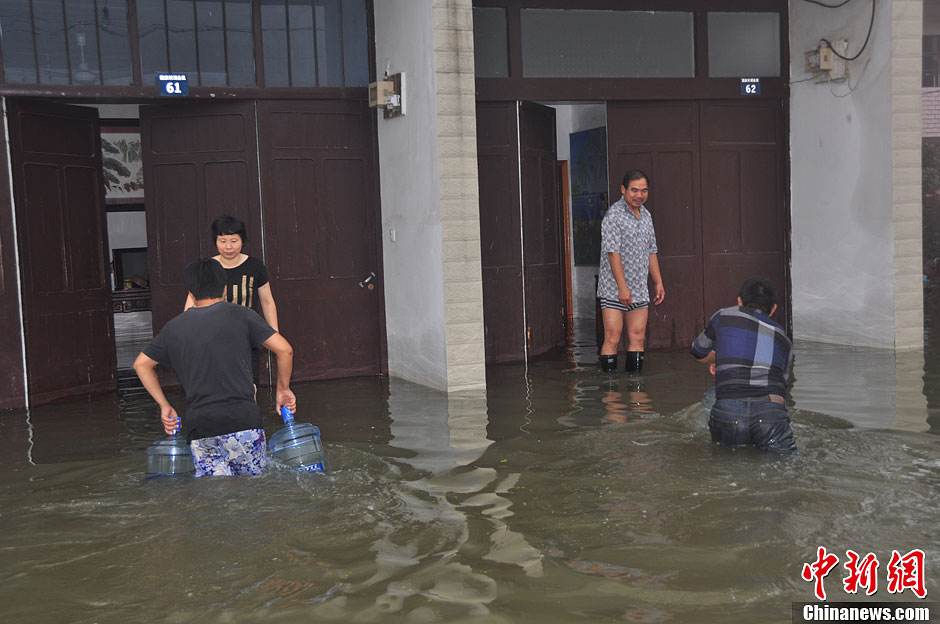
[624,307,649,373]
[599,308,627,372]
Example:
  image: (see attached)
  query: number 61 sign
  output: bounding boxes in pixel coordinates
[157,74,189,97]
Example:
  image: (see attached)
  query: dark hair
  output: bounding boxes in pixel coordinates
[184,258,226,300]
[211,215,247,244]
[739,277,776,314]
[621,169,650,189]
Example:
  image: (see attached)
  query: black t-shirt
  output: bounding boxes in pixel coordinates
[144,302,276,441]
[220,256,269,314]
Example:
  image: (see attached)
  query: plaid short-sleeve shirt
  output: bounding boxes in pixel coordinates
[597,198,658,302]
[690,306,793,400]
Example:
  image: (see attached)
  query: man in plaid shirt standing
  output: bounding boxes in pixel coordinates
[597,170,666,374]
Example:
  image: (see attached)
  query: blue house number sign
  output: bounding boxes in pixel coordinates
[740,78,761,96]
[157,74,189,96]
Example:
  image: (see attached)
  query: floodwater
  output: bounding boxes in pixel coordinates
[1,322,939,623]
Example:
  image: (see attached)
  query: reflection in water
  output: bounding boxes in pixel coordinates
[349,380,542,621]
[790,342,929,431]
[0,338,938,623]
[601,380,657,424]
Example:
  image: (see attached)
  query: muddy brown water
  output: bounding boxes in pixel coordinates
[1,329,938,623]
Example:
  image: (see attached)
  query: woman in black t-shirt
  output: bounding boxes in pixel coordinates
[183,216,279,380]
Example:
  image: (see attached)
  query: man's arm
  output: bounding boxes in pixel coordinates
[696,351,715,364]
[262,332,296,414]
[132,352,179,434]
[608,252,632,305]
[690,317,717,376]
[649,253,665,305]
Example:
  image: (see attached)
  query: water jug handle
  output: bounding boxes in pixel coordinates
[280,406,294,424]
[172,416,181,437]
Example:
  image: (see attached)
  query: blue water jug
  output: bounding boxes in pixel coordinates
[268,407,326,473]
[146,419,194,477]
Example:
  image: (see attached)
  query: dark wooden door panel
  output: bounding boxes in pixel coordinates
[520,102,564,356]
[8,100,114,403]
[477,101,525,363]
[607,100,788,347]
[607,102,703,349]
[701,101,788,329]
[257,99,383,381]
[141,102,263,334]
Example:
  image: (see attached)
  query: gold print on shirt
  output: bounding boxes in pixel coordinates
[224,272,255,308]
[242,275,254,308]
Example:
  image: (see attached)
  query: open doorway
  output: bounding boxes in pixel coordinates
[476,99,788,361]
[92,106,152,385]
[549,103,608,348]
[7,100,150,401]
[7,96,386,407]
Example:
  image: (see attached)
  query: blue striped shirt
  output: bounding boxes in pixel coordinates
[690,306,793,400]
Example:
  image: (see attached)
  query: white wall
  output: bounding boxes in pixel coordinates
[374,0,447,389]
[789,1,896,347]
[553,103,607,319]
[107,211,148,289]
[107,212,147,256]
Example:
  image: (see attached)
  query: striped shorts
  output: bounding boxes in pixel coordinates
[599,297,649,313]
[190,428,268,477]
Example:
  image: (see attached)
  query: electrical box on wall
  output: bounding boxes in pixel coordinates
[369,80,395,108]
[827,39,848,81]
[818,45,835,71]
[803,39,848,83]
[368,72,406,119]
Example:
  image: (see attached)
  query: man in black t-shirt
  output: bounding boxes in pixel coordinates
[134,259,297,477]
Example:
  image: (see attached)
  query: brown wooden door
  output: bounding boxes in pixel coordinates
[8,100,115,404]
[256,100,384,381]
[607,100,787,348]
[700,101,788,330]
[140,102,264,334]
[476,101,525,363]
[520,102,565,356]
[607,102,704,349]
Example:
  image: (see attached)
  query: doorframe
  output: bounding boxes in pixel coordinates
[558,160,573,329]
[0,97,28,409]
[0,91,388,409]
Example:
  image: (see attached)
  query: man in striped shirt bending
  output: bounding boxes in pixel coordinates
[690,278,797,453]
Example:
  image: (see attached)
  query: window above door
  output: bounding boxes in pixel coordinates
[0,0,371,93]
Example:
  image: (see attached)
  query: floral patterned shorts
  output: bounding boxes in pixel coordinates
[190,428,268,477]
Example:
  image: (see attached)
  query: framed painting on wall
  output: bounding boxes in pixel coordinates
[100,120,144,205]
[570,126,608,266]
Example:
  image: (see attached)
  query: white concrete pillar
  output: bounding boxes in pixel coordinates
[891,0,925,349]
[374,0,486,392]
[789,0,923,350]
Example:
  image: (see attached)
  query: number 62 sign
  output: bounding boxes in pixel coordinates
[157,74,189,97]
[739,78,761,96]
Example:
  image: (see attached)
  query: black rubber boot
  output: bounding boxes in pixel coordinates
[625,351,645,374]
[599,354,617,373]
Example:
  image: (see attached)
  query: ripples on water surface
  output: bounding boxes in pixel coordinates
[0,340,938,623]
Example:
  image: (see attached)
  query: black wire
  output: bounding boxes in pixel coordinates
[801,0,854,7]
[819,0,876,61]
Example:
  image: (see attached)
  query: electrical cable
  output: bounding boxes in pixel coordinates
[801,0,854,8]
[819,0,876,61]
